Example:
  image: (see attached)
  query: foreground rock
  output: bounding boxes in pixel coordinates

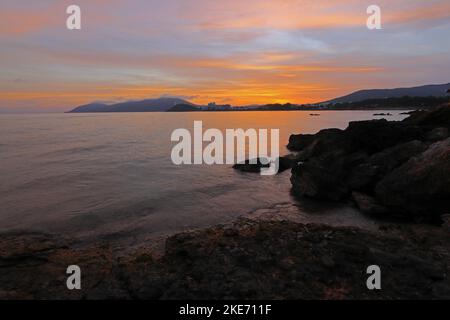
[289,105,450,222]
[2,220,450,299]
[375,138,450,221]
[233,156,296,174]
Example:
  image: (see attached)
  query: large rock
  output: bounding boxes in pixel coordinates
[343,120,424,154]
[291,152,367,201]
[291,162,348,201]
[287,133,316,151]
[403,105,450,128]
[375,138,450,221]
[287,105,450,221]
[426,127,449,142]
[288,120,424,158]
[348,140,427,191]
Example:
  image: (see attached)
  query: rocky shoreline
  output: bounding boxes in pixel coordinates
[1,219,450,299]
[1,105,450,299]
[287,105,450,223]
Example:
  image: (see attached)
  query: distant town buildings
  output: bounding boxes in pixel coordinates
[201,102,232,111]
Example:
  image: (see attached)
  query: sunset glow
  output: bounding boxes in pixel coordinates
[1,0,449,111]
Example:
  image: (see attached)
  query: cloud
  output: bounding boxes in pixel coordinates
[1,0,450,111]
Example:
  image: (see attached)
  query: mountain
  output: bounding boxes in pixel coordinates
[69,97,192,113]
[167,104,201,112]
[322,83,450,105]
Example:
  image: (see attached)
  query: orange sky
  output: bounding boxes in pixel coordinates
[1,0,450,111]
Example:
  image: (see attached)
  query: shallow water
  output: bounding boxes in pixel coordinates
[0,110,408,250]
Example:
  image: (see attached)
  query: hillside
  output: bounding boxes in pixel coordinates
[323,83,450,104]
[69,98,192,113]
[167,104,201,112]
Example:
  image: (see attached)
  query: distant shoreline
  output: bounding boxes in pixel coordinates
[65,108,415,114]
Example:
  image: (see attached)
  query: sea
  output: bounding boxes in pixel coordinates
[0,110,409,251]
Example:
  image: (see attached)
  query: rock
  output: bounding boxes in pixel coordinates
[132,220,450,299]
[287,129,347,155]
[375,138,450,222]
[442,214,450,231]
[403,105,450,128]
[320,255,335,268]
[297,129,346,159]
[232,157,270,173]
[291,160,349,201]
[2,220,450,299]
[278,155,297,172]
[0,232,128,300]
[348,140,427,191]
[352,192,388,216]
[233,156,295,174]
[426,127,449,142]
[287,133,316,151]
[289,105,450,222]
[343,119,424,154]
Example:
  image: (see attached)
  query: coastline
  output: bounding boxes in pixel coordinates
[1,105,450,299]
[1,219,450,299]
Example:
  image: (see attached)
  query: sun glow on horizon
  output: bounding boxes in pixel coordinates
[1,0,450,111]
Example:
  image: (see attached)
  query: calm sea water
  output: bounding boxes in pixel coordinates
[0,111,408,250]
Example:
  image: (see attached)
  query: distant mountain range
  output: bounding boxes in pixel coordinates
[321,83,450,105]
[68,83,450,113]
[68,97,193,113]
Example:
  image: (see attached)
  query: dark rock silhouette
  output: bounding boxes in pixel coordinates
[233,156,296,174]
[375,137,450,221]
[289,105,450,222]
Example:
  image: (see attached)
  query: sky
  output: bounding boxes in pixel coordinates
[0,0,450,112]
